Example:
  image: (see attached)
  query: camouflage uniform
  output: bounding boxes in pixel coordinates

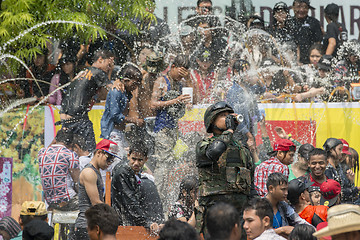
[195,130,254,234]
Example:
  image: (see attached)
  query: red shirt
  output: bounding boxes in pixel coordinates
[254,156,289,197]
[299,205,328,227]
[309,174,328,187]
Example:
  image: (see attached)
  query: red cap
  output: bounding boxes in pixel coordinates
[273,139,296,152]
[316,222,331,240]
[339,139,351,155]
[320,179,341,207]
[96,139,120,159]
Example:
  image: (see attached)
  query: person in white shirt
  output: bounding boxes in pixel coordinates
[243,198,286,240]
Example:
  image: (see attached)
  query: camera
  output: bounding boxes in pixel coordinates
[236,114,244,123]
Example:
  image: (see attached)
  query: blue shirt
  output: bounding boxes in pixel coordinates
[100,88,132,139]
[273,211,283,229]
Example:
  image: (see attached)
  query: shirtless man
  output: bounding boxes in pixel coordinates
[59,49,119,152]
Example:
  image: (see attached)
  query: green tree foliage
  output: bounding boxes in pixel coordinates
[0,0,155,73]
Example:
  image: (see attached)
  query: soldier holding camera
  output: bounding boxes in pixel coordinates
[195,101,255,236]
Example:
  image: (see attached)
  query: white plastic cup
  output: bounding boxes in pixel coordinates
[182,87,193,104]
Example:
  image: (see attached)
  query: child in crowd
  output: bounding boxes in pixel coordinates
[168,175,198,227]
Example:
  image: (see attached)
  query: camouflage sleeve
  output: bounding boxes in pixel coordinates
[196,131,233,167]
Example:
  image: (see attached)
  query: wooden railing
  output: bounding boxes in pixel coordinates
[105,172,158,240]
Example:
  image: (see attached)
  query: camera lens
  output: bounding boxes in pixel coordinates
[236,114,244,123]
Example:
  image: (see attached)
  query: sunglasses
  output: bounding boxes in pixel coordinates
[105,153,115,164]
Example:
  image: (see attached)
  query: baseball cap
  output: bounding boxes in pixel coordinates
[20,201,48,216]
[320,179,341,207]
[273,2,289,12]
[288,178,314,205]
[273,139,296,152]
[308,185,320,193]
[324,3,339,16]
[293,0,315,10]
[96,139,121,159]
[339,139,351,155]
[0,216,21,239]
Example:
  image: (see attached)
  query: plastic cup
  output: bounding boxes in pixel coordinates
[182,87,193,104]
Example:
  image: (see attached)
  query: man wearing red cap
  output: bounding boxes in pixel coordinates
[254,139,296,197]
[75,139,120,240]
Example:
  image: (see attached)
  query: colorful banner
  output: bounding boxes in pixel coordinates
[1,102,359,219]
[0,157,12,218]
[0,106,44,219]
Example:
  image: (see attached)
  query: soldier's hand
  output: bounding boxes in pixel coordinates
[225,114,238,131]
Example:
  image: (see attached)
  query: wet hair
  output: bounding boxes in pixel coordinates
[55,129,73,148]
[128,141,148,157]
[158,219,198,240]
[298,143,315,161]
[244,198,274,226]
[93,49,115,62]
[171,54,190,69]
[266,172,288,191]
[19,215,47,227]
[349,147,359,174]
[85,203,119,235]
[324,5,339,22]
[288,224,316,240]
[118,62,142,82]
[308,43,324,57]
[73,134,87,152]
[308,148,327,162]
[197,0,212,7]
[178,175,198,200]
[206,202,240,240]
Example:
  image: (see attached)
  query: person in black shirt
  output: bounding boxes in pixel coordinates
[288,0,322,64]
[269,2,295,45]
[111,141,163,233]
[59,49,115,152]
[323,3,347,57]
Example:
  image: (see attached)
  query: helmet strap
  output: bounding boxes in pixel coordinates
[213,125,227,132]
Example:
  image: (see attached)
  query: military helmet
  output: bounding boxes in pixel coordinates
[204,101,234,133]
[323,138,342,152]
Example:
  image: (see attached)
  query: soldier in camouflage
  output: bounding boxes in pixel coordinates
[195,101,255,237]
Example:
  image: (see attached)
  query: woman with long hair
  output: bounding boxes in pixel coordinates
[48,54,76,105]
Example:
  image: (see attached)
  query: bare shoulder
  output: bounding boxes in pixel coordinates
[80,167,97,182]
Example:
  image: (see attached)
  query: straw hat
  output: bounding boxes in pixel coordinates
[313,204,360,237]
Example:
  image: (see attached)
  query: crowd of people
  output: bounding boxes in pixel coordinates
[1,0,360,105]
[1,0,360,239]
